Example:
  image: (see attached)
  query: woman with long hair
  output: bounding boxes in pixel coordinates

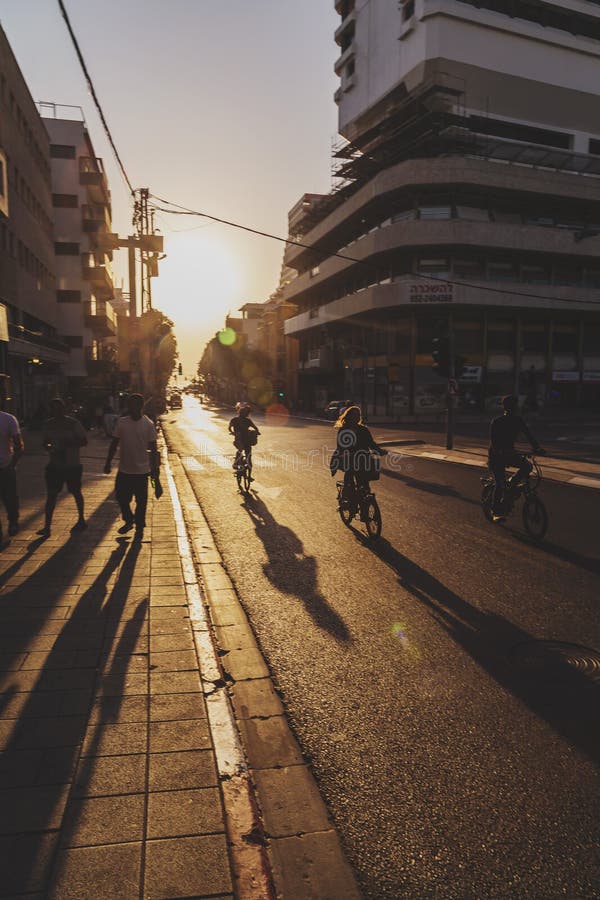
[334,405,387,501]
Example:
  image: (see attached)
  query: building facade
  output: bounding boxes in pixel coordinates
[283,0,600,418]
[0,25,68,418]
[43,108,118,398]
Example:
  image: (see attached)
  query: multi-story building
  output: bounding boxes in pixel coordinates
[42,106,118,398]
[283,0,600,418]
[0,24,68,418]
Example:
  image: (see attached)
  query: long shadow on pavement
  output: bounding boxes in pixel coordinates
[241,491,352,644]
[369,538,599,766]
[381,466,479,505]
[0,530,146,895]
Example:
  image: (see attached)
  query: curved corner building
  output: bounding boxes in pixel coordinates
[282,0,600,418]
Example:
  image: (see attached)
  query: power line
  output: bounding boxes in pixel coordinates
[150,194,600,308]
[56,0,135,196]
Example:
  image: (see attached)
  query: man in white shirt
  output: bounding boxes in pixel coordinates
[103,394,159,540]
[0,401,23,540]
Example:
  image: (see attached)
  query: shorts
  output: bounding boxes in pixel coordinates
[45,464,83,494]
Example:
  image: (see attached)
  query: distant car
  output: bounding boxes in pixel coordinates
[323,400,347,420]
[169,393,182,409]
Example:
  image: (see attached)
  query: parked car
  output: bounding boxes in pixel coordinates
[169,393,182,409]
[323,400,347,420]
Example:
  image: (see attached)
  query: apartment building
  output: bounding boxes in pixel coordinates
[283,0,600,417]
[42,108,118,396]
[0,24,67,418]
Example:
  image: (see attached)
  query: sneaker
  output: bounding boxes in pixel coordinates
[248,476,254,482]
[117,521,134,534]
[492,514,505,523]
[8,523,18,536]
[71,520,87,532]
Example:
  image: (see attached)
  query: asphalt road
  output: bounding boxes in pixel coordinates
[164,397,600,899]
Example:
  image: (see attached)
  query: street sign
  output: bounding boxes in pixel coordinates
[459,365,482,383]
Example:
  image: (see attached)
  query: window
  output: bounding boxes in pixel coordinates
[63,335,83,348]
[417,258,450,274]
[418,206,452,220]
[391,209,416,223]
[50,144,76,159]
[52,193,78,208]
[488,261,517,282]
[470,115,572,150]
[589,138,600,156]
[454,259,485,279]
[456,206,490,222]
[54,242,79,255]
[57,290,81,303]
[402,0,415,21]
[554,265,581,286]
[521,264,549,284]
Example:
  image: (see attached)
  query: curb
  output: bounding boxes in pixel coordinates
[164,448,362,900]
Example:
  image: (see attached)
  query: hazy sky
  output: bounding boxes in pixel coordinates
[0,0,339,373]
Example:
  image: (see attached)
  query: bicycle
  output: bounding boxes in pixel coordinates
[481,453,548,540]
[234,448,252,494]
[336,475,382,540]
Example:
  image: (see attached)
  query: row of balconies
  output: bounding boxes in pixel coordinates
[83,298,117,337]
[79,156,111,209]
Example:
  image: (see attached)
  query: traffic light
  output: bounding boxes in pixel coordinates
[431,322,466,379]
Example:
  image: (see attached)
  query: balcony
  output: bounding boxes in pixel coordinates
[299,347,333,372]
[79,156,111,207]
[82,253,114,298]
[82,203,111,233]
[84,299,117,337]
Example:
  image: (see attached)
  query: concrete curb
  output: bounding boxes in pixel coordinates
[165,450,362,900]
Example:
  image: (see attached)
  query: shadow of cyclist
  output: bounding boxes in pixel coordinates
[241,492,352,644]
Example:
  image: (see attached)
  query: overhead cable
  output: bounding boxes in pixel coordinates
[150,194,600,308]
[56,0,135,196]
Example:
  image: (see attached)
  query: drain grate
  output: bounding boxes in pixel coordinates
[508,641,600,684]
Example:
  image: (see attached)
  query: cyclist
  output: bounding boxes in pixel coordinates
[229,403,260,480]
[334,405,387,517]
[489,394,543,522]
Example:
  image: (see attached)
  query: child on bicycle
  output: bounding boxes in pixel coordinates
[489,394,544,522]
[333,406,387,517]
[229,404,260,480]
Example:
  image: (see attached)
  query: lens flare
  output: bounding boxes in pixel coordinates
[248,377,273,407]
[266,403,290,425]
[218,327,237,347]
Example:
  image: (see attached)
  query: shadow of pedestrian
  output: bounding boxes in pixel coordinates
[241,492,352,644]
[370,538,599,765]
[0,535,146,895]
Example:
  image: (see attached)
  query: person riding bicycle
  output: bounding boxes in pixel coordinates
[489,394,543,522]
[334,406,387,516]
[229,403,260,480]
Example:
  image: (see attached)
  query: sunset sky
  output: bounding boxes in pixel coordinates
[0,0,339,374]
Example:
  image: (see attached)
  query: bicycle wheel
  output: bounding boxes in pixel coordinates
[481,482,495,522]
[242,466,251,493]
[522,495,548,540]
[364,497,382,540]
[338,488,354,527]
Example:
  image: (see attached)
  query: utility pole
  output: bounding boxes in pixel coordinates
[447,314,455,450]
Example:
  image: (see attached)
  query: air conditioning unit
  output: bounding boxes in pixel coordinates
[0,148,8,217]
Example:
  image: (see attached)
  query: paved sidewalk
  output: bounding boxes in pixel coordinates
[0,433,234,899]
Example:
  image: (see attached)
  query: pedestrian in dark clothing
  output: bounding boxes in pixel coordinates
[229,404,260,480]
[334,405,387,495]
[104,394,159,540]
[488,394,543,521]
[0,401,24,540]
[38,398,88,538]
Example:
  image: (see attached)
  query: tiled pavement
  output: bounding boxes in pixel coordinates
[0,433,233,899]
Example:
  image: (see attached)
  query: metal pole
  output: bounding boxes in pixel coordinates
[128,238,137,318]
[447,314,455,450]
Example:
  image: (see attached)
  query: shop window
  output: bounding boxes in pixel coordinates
[552,326,578,353]
[583,324,600,354]
[455,321,484,355]
[522,323,547,352]
[487,321,515,352]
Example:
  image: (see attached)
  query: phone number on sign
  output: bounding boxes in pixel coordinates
[409,284,454,303]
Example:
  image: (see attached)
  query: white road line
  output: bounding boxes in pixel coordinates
[421,451,448,460]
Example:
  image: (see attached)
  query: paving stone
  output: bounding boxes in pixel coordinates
[149,718,211,753]
[48,841,142,900]
[8,715,87,750]
[214,623,259,652]
[150,670,201,694]
[81,723,147,757]
[0,832,58,894]
[35,747,80,786]
[269,831,362,900]
[148,750,218,791]
[0,783,71,834]
[149,692,206,723]
[73,753,147,797]
[230,677,285,720]
[88,695,148,724]
[149,649,197,672]
[61,794,145,847]
[252,766,331,838]
[144,833,232,898]
[208,598,250,628]
[149,632,194,653]
[147,786,224,839]
[0,748,43,788]
[148,620,190,636]
[238,716,304,769]
[97,673,148,696]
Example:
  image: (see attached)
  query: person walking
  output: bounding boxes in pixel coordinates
[0,399,24,540]
[103,394,159,540]
[37,398,88,538]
